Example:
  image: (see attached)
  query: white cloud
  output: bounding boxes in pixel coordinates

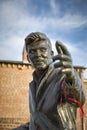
[0,0,87,34]
[0,35,24,61]
[42,14,87,30]
[49,0,60,15]
[0,0,28,28]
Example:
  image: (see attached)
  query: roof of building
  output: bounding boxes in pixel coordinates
[0,60,87,70]
[74,65,87,70]
[0,60,31,66]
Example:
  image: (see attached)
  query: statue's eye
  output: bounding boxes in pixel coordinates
[29,49,35,54]
[40,48,46,52]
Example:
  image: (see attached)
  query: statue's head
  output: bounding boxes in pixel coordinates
[25,32,54,71]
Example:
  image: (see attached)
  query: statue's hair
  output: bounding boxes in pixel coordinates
[25,32,52,51]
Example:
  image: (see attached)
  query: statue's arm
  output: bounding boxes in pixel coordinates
[66,69,86,106]
[53,41,86,107]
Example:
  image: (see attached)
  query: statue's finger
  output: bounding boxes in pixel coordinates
[53,54,72,62]
[56,41,71,56]
[61,68,75,80]
[61,68,72,74]
[55,41,63,54]
[54,61,72,68]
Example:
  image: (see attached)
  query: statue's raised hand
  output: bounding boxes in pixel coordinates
[53,41,74,80]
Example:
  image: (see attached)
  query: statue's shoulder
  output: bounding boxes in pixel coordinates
[29,80,35,89]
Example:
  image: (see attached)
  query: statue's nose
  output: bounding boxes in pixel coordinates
[35,50,41,57]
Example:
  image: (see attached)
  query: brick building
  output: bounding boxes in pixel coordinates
[0,47,87,130]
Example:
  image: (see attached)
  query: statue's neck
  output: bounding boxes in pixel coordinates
[36,67,49,77]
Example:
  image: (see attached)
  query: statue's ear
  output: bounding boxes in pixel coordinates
[27,54,34,66]
[27,54,31,63]
[27,54,29,61]
[51,50,54,57]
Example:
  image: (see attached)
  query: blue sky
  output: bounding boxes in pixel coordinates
[0,0,87,78]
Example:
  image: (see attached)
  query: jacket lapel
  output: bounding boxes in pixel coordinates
[36,66,54,102]
[29,81,36,112]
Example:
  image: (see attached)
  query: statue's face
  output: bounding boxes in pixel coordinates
[27,41,53,70]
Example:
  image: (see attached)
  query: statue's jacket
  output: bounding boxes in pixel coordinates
[29,65,86,130]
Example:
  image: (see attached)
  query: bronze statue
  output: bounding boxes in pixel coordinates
[13,32,86,130]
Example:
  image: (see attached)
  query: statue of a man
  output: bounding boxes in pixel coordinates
[13,32,86,130]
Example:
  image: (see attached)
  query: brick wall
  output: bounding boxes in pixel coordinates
[0,62,34,129]
[0,61,87,130]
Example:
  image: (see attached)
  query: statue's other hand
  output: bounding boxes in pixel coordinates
[53,41,74,80]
